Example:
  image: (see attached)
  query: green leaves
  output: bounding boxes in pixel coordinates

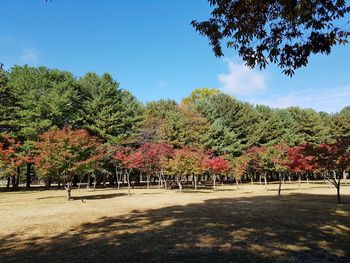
[75,72,143,144]
[193,0,350,76]
[3,66,78,140]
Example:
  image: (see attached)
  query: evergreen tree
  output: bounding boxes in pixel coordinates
[288,107,328,144]
[3,66,79,140]
[77,73,142,143]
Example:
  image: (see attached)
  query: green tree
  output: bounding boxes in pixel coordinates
[199,93,260,153]
[332,107,350,138]
[77,72,142,143]
[255,105,300,146]
[139,100,178,143]
[4,66,78,140]
[288,107,328,143]
[181,88,220,108]
[160,106,209,149]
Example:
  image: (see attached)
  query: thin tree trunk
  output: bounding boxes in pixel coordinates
[12,166,20,191]
[336,178,341,204]
[278,173,283,196]
[86,175,90,189]
[236,178,239,189]
[176,175,182,193]
[102,174,106,188]
[194,175,197,191]
[66,182,72,201]
[93,174,97,191]
[259,174,262,185]
[45,177,51,189]
[26,163,31,188]
[126,170,131,195]
[6,176,10,189]
[264,172,268,191]
[213,175,216,190]
[78,174,83,190]
[298,173,301,189]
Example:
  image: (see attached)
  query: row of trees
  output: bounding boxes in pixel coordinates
[1,128,348,203]
[1,66,350,203]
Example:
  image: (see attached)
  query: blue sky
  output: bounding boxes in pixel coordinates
[1,0,350,113]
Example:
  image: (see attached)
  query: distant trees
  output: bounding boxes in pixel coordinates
[1,68,350,204]
[162,148,204,192]
[0,134,25,190]
[203,156,231,189]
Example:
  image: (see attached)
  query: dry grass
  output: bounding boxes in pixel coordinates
[1,182,350,263]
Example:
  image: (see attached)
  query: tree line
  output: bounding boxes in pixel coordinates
[1,66,350,202]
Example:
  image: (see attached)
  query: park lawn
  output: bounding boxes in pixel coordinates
[0,183,350,263]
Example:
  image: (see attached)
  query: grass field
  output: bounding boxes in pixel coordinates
[1,182,350,263]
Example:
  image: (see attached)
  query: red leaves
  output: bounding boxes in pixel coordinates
[35,127,100,178]
[301,137,350,172]
[283,146,314,173]
[114,143,174,173]
[137,143,173,174]
[114,147,143,170]
[203,156,230,174]
[0,134,24,176]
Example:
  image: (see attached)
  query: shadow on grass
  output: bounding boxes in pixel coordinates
[1,193,349,263]
[72,193,127,200]
[36,192,127,200]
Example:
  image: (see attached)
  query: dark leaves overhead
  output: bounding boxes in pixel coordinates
[192,0,350,76]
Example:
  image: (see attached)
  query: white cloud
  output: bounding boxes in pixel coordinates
[20,49,38,64]
[250,85,350,113]
[218,59,267,95]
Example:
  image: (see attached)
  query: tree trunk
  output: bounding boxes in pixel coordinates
[12,166,20,191]
[298,173,301,189]
[126,170,131,196]
[147,175,150,189]
[72,175,78,187]
[259,174,262,185]
[264,172,268,191]
[236,178,239,190]
[45,177,51,189]
[278,173,282,196]
[336,177,341,204]
[176,175,182,193]
[343,171,347,185]
[12,175,18,191]
[86,176,90,189]
[194,175,197,191]
[93,174,97,190]
[6,176,10,189]
[213,175,216,190]
[66,183,72,201]
[26,163,31,188]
